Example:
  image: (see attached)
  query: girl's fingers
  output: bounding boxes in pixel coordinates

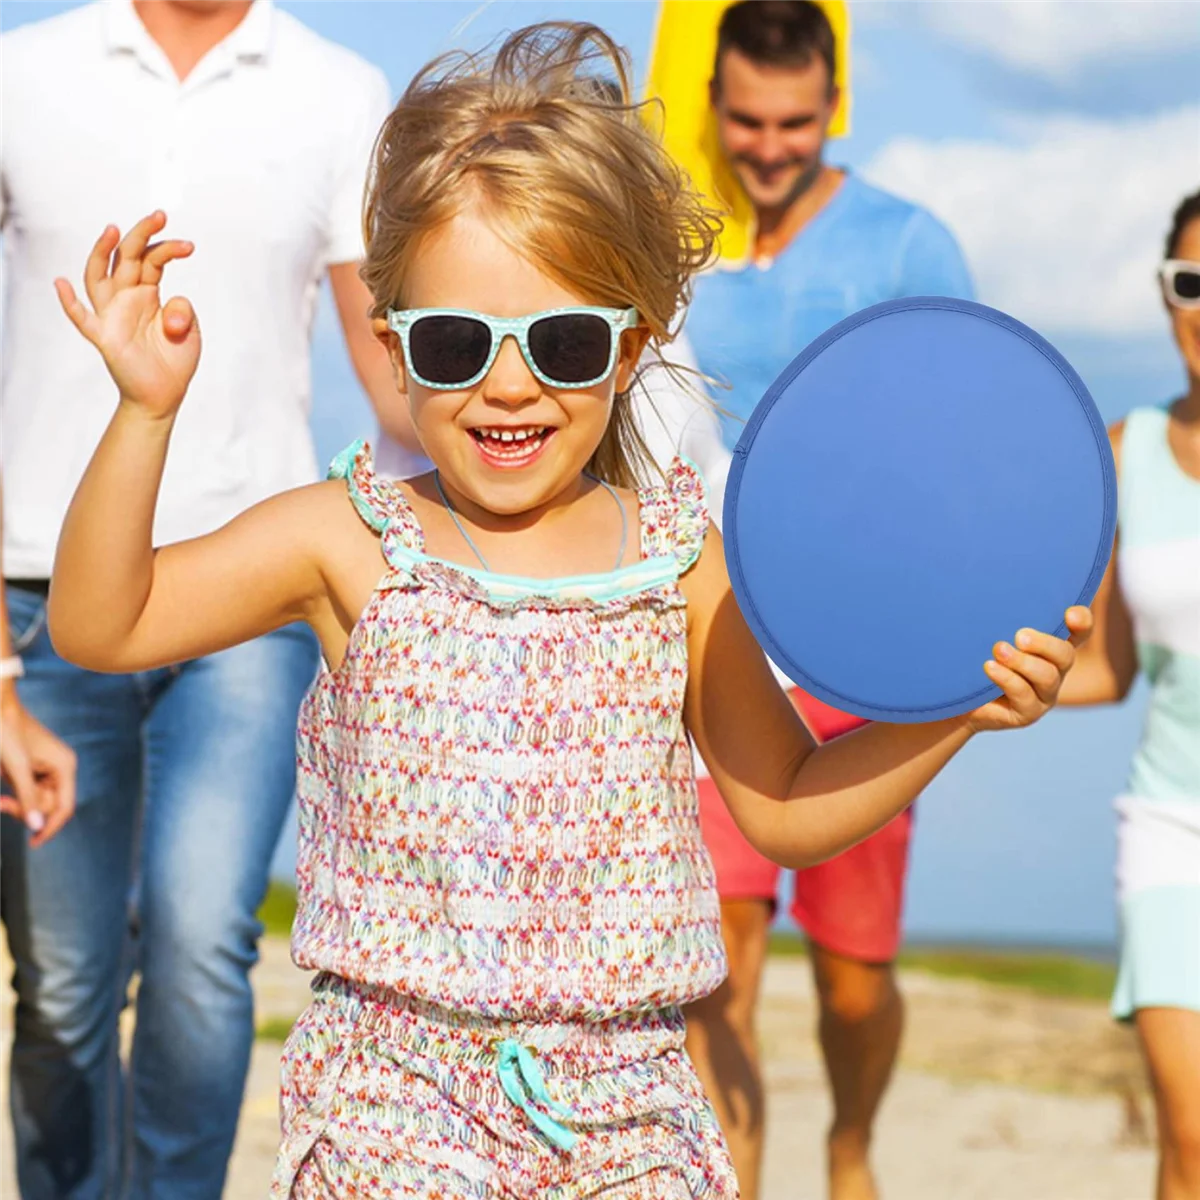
[54,279,101,345]
[967,698,1010,729]
[1012,625,1079,673]
[974,609,1094,731]
[112,211,167,286]
[1063,605,1094,647]
[993,640,1062,704]
[983,657,1039,719]
[161,295,197,342]
[83,224,119,308]
[142,239,194,284]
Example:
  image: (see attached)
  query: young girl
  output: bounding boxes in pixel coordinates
[49,23,1091,1199]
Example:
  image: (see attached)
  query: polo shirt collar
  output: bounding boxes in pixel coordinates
[224,0,274,61]
[103,0,274,70]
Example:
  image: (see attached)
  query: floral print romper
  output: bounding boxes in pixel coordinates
[272,441,738,1198]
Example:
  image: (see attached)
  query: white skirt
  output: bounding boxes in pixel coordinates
[1111,796,1200,1019]
[1114,795,1200,900]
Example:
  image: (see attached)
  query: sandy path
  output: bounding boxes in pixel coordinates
[2,939,1156,1198]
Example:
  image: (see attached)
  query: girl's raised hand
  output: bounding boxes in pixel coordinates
[54,212,198,419]
[967,605,1094,733]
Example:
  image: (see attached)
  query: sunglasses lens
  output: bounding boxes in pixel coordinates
[528,313,614,385]
[408,315,492,385]
[1174,269,1200,302]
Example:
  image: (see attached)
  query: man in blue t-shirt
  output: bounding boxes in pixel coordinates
[681,5,974,1199]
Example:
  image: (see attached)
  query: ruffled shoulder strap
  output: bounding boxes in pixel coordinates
[327,439,425,550]
[637,455,709,575]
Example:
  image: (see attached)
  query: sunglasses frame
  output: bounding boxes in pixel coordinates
[386,305,641,390]
[1160,259,1200,310]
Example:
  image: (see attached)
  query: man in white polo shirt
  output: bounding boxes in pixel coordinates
[0,3,410,1196]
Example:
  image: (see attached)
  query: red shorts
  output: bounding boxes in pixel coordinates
[696,688,914,964]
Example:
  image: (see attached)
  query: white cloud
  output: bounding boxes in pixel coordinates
[882,0,1200,83]
[862,105,1200,335]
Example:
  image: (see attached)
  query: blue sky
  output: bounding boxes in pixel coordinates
[4,2,1197,946]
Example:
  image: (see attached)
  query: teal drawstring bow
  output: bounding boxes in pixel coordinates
[495,1038,577,1152]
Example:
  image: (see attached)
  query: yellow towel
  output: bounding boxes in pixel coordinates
[646,0,851,263]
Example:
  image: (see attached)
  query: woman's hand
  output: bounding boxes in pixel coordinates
[967,605,1094,732]
[54,211,198,420]
[0,691,77,847]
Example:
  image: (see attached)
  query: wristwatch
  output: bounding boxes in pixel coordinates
[0,655,25,680]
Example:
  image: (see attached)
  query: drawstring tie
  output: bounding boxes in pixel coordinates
[495,1038,577,1151]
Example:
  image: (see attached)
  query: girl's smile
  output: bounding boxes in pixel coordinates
[375,203,648,523]
[468,423,556,469]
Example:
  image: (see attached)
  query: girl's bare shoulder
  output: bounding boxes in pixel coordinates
[271,479,388,576]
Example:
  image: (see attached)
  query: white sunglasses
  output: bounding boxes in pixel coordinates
[1160,260,1200,310]
[385,306,639,390]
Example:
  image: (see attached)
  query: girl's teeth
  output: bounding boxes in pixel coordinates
[479,427,544,443]
[473,426,550,463]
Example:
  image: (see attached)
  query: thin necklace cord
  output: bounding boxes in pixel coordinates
[431,471,628,574]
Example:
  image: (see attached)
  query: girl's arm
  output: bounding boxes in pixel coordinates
[682,526,1092,870]
[1056,423,1138,706]
[48,214,339,672]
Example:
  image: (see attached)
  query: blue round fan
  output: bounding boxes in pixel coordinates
[722,297,1116,723]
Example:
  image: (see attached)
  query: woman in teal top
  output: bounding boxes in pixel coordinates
[1062,190,1200,1200]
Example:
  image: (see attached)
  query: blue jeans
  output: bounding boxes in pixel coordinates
[1,583,319,1200]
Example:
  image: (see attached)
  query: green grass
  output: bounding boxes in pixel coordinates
[256,1017,296,1043]
[255,883,300,1042]
[769,930,1115,1001]
[258,880,298,939]
[767,931,811,958]
[898,947,1115,1001]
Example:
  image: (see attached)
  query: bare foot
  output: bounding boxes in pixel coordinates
[828,1129,879,1200]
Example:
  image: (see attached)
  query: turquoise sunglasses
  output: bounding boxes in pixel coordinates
[386,305,639,391]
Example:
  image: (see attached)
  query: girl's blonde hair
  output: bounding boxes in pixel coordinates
[362,22,722,489]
